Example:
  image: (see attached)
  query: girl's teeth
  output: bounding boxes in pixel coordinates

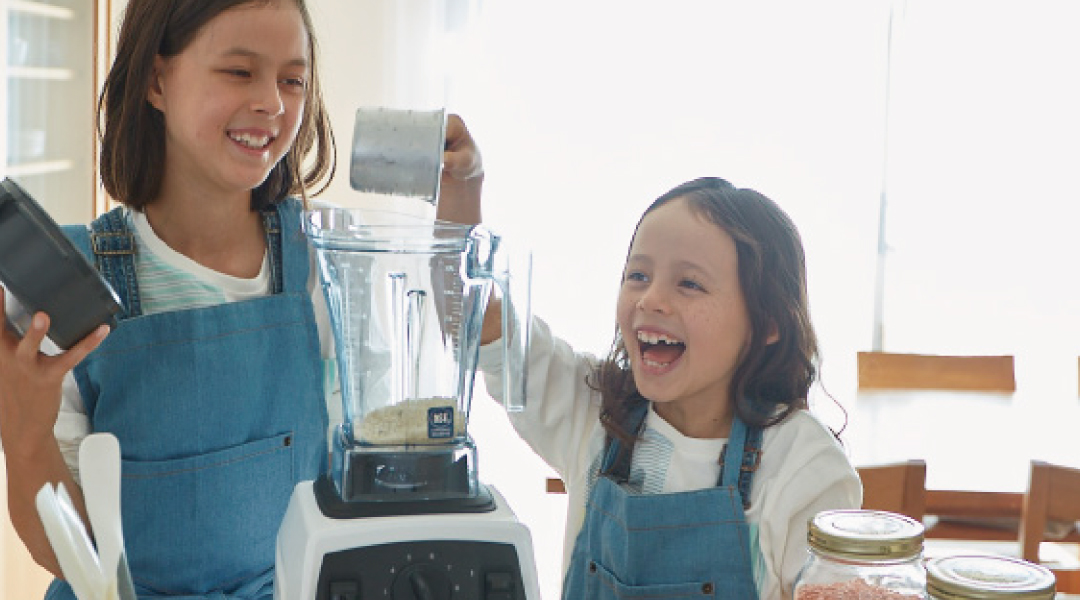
[230,133,270,148]
[637,331,680,345]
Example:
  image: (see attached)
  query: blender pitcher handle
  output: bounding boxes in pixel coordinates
[491,241,532,413]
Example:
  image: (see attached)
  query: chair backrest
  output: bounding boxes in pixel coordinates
[1019,460,1080,562]
[857,459,927,522]
[857,352,1016,392]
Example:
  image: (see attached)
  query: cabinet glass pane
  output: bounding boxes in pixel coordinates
[3,0,95,224]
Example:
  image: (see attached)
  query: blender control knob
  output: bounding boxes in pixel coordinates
[393,564,451,600]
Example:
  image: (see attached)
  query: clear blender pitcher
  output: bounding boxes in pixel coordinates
[305,207,529,507]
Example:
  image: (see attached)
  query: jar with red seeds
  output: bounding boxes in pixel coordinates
[794,509,927,600]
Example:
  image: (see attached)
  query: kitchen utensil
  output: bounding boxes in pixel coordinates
[350,107,446,204]
[55,483,107,600]
[0,177,123,350]
[79,433,137,600]
[36,484,102,600]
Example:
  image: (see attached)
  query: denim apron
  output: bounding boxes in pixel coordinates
[562,403,762,600]
[46,199,327,600]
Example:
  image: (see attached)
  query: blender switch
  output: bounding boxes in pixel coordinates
[485,572,515,599]
[486,572,513,590]
[329,580,359,600]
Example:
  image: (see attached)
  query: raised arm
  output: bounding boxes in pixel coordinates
[434,115,502,344]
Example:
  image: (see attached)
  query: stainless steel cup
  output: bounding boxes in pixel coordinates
[350,107,446,205]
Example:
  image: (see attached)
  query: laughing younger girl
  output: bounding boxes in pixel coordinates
[476,177,861,600]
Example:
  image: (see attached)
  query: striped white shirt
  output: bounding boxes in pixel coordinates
[129,210,270,313]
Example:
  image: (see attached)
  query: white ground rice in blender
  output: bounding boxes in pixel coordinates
[358,397,466,444]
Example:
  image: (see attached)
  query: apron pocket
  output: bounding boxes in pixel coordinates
[119,432,295,595]
[589,558,718,599]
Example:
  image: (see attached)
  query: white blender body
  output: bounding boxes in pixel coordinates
[275,109,539,600]
[276,482,539,600]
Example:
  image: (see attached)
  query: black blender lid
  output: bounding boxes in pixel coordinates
[0,178,123,350]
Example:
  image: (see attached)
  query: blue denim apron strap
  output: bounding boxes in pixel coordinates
[718,418,763,510]
[62,208,141,318]
[599,401,649,480]
[259,204,283,295]
[270,198,310,296]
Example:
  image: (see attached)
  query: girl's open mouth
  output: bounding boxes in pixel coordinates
[637,330,686,368]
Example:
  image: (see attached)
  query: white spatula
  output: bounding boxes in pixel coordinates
[79,433,136,600]
[55,482,106,600]
[36,484,101,600]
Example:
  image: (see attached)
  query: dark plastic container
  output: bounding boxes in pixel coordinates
[0,178,122,350]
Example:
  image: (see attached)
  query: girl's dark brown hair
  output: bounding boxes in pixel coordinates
[98,0,335,211]
[594,177,819,445]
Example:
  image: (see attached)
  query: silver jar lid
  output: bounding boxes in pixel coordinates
[807,509,924,560]
[926,554,1056,600]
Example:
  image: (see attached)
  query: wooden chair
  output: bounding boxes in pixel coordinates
[855,352,1020,542]
[922,462,1080,593]
[1019,460,1080,590]
[857,459,926,521]
[857,351,1016,392]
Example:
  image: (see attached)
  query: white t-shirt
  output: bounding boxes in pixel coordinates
[52,208,339,480]
[478,316,862,600]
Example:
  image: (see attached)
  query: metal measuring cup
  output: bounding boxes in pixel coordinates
[350,107,447,206]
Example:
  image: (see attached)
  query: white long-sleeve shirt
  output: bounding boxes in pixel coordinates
[479,316,861,600]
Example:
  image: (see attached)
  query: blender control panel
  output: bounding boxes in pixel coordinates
[316,540,526,600]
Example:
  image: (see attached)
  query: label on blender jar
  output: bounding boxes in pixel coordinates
[428,406,455,439]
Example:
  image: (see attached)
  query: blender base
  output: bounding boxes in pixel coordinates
[315,474,497,518]
[337,448,478,505]
[275,480,542,600]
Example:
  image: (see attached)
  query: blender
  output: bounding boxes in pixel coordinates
[274,109,540,600]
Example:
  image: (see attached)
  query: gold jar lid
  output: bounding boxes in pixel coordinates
[926,554,1056,600]
[807,509,924,560]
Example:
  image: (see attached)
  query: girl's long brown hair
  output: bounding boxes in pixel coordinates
[98,0,335,211]
[592,177,819,446]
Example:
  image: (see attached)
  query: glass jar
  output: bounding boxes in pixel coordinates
[926,554,1056,599]
[793,509,927,599]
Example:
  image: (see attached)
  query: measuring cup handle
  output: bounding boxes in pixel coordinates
[492,249,532,413]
